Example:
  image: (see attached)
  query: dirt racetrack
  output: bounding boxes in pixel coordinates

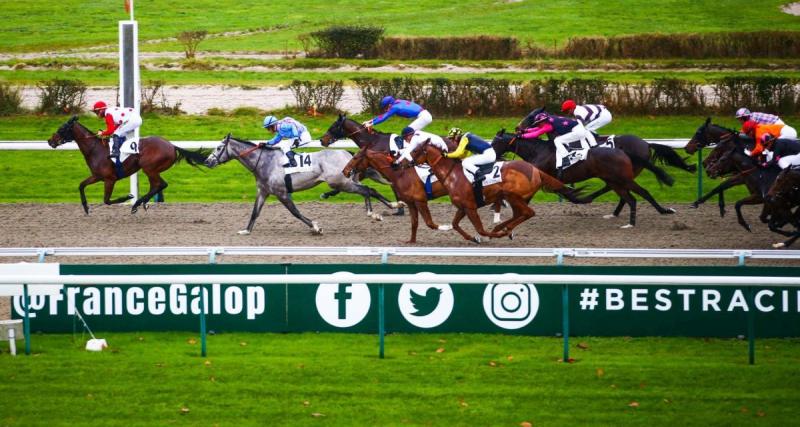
[2,200,799,320]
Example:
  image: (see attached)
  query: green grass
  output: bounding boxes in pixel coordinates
[4,68,800,86]
[1,332,798,425]
[1,0,799,53]
[0,113,754,204]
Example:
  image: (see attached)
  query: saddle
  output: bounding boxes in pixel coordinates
[470,163,496,208]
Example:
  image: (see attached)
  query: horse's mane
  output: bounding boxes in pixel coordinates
[343,118,392,137]
[229,135,257,146]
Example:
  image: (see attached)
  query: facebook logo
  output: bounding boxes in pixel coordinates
[316,282,370,328]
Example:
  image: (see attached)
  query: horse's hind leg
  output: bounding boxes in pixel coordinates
[610,186,637,228]
[627,181,675,215]
[734,195,763,232]
[277,193,322,234]
[334,181,383,221]
[132,175,167,214]
[603,198,626,220]
[416,201,449,231]
[451,208,478,243]
[320,189,340,199]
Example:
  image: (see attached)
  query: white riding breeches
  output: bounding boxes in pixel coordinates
[584,109,613,133]
[778,153,800,169]
[408,110,433,131]
[554,124,590,167]
[462,149,497,175]
[298,130,312,145]
[780,125,798,140]
[113,115,142,138]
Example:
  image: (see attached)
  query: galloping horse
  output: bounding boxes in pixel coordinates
[47,115,208,214]
[517,108,696,175]
[697,126,781,232]
[409,140,588,243]
[204,134,394,235]
[343,148,451,243]
[492,131,676,228]
[765,168,800,248]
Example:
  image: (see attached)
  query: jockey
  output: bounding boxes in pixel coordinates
[445,127,496,182]
[761,135,800,169]
[736,108,796,139]
[363,96,433,133]
[263,115,312,168]
[396,126,448,163]
[92,101,142,159]
[562,99,612,146]
[742,120,796,158]
[520,112,591,172]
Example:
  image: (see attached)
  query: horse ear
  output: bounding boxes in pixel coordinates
[705,117,711,125]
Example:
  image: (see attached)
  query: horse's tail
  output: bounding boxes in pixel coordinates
[627,150,676,187]
[650,142,697,173]
[537,169,591,204]
[174,146,211,168]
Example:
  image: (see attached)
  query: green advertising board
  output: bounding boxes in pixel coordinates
[10,264,800,337]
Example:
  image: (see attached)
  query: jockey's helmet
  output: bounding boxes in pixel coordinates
[561,99,577,113]
[263,115,279,129]
[742,120,758,135]
[92,101,107,112]
[380,96,395,110]
[447,127,463,139]
[735,107,751,119]
[401,126,415,138]
[532,112,549,125]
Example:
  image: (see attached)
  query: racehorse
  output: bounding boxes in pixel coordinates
[492,130,676,228]
[517,108,696,175]
[698,127,781,232]
[342,147,452,243]
[408,140,589,243]
[765,168,800,248]
[204,134,394,235]
[47,115,208,214]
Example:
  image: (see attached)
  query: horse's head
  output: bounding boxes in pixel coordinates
[766,168,800,208]
[205,133,234,168]
[517,106,545,132]
[491,128,516,158]
[703,136,741,178]
[320,114,349,147]
[47,116,80,148]
[409,139,443,168]
[684,117,712,154]
[342,148,369,178]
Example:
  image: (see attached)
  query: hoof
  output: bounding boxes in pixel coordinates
[372,213,384,221]
[392,208,405,216]
[320,193,329,200]
[437,225,452,231]
[661,208,676,215]
[493,213,502,224]
[603,214,617,220]
[689,203,699,209]
[237,229,251,235]
[509,231,515,240]
[472,235,481,244]
[773,242,786,249]
[620,224,634,229]
[312,221,323,235]
[130,206,139,214]
[127,194,135,200]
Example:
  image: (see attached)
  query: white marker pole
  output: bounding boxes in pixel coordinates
[119,18,140,202]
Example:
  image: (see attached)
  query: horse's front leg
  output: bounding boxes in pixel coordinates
[78,175,101,215]
[239,186,269,235]
[277,192,322,234]
[451,207,477,243]
[102,179,134,206]
[734,194,763,232]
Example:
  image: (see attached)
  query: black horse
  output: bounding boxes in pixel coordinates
[698,128,782,232]
[492,130,675,227]
[765,168,800,248]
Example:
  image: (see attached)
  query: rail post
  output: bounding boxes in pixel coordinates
[23,284,31,355]
[697,148,704,201]
[199,284,207,358]
[747,286,755,365]
[378,250,388,359]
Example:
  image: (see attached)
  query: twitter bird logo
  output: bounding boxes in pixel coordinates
[410,287,442,316]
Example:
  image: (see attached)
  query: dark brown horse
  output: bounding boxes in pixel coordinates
[492,131,675,228]
[47,116,208,214]
[765,168,800,248]
[342,147,451,243]
[699,130,782,232]
[320,114,392,151]
[408,140,588,243]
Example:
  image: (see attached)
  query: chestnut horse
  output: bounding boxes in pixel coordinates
[342,147,452,243]
[47,116,208,214]
[408,140,589,243]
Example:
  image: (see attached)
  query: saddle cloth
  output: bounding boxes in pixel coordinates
[464,162,504,186]
[284,152,314,174]
[414,165,439,184]
[389,134,401,155]
[595,134,616,148]
[108,136,139,163]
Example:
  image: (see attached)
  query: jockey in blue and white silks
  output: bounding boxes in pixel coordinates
[395,126,449,163]
[445,128,496,181]
[364,96,433,132]
[263,115,312,167]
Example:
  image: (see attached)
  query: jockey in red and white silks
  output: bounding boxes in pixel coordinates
[93,100,142,158]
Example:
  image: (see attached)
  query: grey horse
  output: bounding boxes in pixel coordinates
[204,134,397,235]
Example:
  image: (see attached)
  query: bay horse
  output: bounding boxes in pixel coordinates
[492,131,676,228]
[517,108,696,175]
[765,168,800,248]
[700,130,781,232]
[342,147,452,243]
[408,140,589,243]
[47,115,208,214]
[204,134,395,235]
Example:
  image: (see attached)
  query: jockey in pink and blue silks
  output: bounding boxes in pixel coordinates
[363,96,433,133]
[520,112,592,172]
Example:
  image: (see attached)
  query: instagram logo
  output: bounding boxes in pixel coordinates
[483,283,539,329]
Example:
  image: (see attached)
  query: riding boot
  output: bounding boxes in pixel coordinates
[109,135,124,158]
[283,150,298,168]
[556,167,564,181]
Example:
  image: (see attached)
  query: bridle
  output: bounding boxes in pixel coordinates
[210,134,265,173]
